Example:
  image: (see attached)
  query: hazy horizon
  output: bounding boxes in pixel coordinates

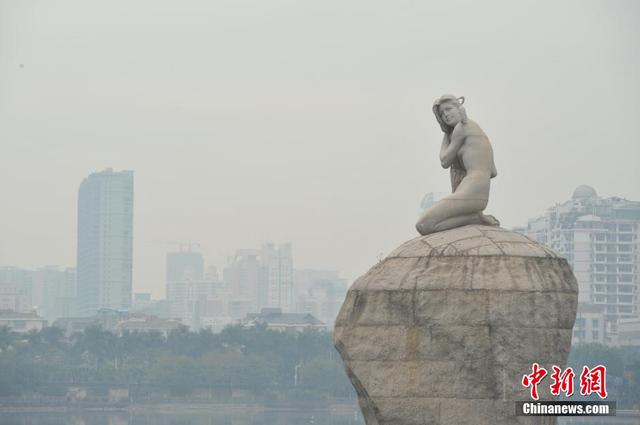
[1,0,639,298]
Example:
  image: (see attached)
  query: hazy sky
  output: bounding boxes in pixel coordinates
[1,0,639,298]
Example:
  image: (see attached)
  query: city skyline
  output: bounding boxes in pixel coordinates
[1,1,639,298]
[0,174,637,299]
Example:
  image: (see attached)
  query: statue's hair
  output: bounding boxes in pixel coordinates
[433,94,468,133]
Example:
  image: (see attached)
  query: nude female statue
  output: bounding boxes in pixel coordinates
[415,94,499,235]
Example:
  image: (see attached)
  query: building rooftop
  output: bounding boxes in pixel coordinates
[572,185,597,200]
[245,308,324,326]
[0,310,45,320]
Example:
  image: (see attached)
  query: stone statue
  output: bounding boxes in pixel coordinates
[416,94,499,235]
[334,94,579,424]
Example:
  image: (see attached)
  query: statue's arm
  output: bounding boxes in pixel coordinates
[440,124,465,169]
[439,133,450,161]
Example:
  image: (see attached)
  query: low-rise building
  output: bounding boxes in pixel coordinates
[618,317,640,347]
[53,310,181,336]
[115,315,182,336]
[241,308,325,332]
[572,303,607,345]
[0,310,46,333]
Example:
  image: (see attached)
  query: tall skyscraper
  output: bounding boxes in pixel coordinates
[518,185,640,344]
[77,169,134,316]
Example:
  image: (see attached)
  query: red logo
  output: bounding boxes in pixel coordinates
[579,365,608,399]
[522,363,548,400]
[550,366,575,397]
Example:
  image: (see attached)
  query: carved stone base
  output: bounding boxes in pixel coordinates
[334,225,578,425]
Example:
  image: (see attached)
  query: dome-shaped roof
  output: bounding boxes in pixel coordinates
[572,185,597,200]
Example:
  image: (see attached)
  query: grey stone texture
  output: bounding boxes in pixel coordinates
[334,225,578,425]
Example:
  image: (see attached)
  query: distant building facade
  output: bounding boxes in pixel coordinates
[241,308,325,332]
[31,266,77,322]
[223,243,294,316]
[0,310,46,333]
[293,269,348,327]
[77,169,134,316]
[519,185,640,345]
[0,267,32,313]
[618,317,640,347]
[261,243,293,312]
[166,249,230,329]
[53,309,180,336]
[0,266,76,322]
[224,249,264,314]
[166,249,204,283]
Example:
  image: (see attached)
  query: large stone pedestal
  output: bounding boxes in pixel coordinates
[334,225,578,425]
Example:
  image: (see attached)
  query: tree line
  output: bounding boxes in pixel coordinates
[0,325,639,409]
[0,325,353,401]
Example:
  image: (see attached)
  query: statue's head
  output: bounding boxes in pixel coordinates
[433,94,467,132]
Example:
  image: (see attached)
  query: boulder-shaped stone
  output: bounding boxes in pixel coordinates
[334,225,578,425]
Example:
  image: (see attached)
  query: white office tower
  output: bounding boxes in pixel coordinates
[77,169,134,316]
[520,185,640,344]
[261,243,293,313]
[223,249,263,317]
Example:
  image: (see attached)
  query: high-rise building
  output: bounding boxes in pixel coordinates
[165,249,229,328]
[31,266,77,322]
[166,249,204,321]
[166,249,204,283]
[261,243,293,312]
[222,243,294,316]
[0,267,32,313]
[223,249,264,313]
[519,185,640,344]
[77,169,134,316]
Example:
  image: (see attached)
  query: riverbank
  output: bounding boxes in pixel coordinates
[0,401,359,414]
